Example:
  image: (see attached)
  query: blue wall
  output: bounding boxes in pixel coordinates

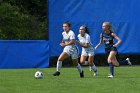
[0,40,49,68]
[49,0,140,56]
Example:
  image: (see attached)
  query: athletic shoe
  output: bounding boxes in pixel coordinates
[107,74,114,78]
[53,71,60,76]
[126,58,132,66]
[94,70,98,76]
[80,70,84,78]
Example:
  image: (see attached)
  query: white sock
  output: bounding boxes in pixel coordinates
[56,61,62,72]
[76,63,83,73]
[91,64,97,73]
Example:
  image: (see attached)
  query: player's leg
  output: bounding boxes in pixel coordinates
[109,47,131,66]
[80,55,87,64]
[112,54,132,66]
[117,58,132,66]
[112,56,119,66]
[88,55,98,76]
[72,48,84,78]
[107,51,117,78]
[72,58,84,78]
[53,52,69,76]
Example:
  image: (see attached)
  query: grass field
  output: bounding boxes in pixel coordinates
[0,66,139,93]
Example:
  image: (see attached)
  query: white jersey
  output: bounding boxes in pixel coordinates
[78,33,95,56]
[78,33,93,51]
[62,30,75,48]
[62,30,78,59]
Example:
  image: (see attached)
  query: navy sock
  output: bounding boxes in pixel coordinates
[109,63,114,76]
[119,60,128,65]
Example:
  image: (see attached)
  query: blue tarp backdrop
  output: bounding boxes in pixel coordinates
[49,0,140,56]
[0,40,49,68]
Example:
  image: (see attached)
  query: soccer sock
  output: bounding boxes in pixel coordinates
[56,61,62,72]
[119,60,128,65]
[109,62,114,76]
[91,64,97,73]
[76,63,83,73]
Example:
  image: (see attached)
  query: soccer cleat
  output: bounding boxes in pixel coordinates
[94,71,98,76]
[126,58,132,66]
[80,70,84,78]
[107,74,114,78]
[53,71,60,76]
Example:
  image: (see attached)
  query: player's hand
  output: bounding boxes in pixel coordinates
[60,43,65,47]
[113,44,117,47]
[94,46,97,50]
[76,40,80,45]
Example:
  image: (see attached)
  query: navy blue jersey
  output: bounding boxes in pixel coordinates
[102,31,114,48]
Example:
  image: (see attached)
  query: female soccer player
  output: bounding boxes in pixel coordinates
[53,22,84,78]
[95,22,131,78]
[77,25,98,76]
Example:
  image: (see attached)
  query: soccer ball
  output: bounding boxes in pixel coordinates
[34,71,43,79]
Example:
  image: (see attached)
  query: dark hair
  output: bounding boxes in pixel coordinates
[80,25,89,34]
[63,21,71,27]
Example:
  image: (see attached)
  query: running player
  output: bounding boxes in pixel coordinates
[77,25,98,76]
[95,22,131,78]
[53,22,84,78]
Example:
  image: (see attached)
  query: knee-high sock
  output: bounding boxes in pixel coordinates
[76,63,82,73]
[56,61,62,72]
[119,60,128,65]
[109,62,114,76]
[90,64,97,73]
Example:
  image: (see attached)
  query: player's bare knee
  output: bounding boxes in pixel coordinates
[80,59,85,64]
[108,58,111,63]
[80,61,85,64]
[58,57,63,61]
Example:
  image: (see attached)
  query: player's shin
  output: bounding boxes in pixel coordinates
[56,61,62,72]
[109,62,114,76]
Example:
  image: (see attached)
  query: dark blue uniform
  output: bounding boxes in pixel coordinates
[102,31,118,55]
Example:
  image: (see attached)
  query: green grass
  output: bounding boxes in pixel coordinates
[0,66,140,93]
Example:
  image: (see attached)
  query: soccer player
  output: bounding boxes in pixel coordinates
[77,25,98,76]
[53,22,84,78]
[95,22,131,78]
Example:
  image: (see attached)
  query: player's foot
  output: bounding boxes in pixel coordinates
[126,58,132,66]
[53,71,60,76]
[94,70,98,76]
[80,70,84,78]
[107,74,114,78]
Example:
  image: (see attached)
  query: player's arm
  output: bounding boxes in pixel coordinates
[60,40,65,47]
[77,41,89,48]
[61,40,65,43]
[95,33,103,50]
[112,33,122,47]
[65,39,75,46]
[60,39,75,47]
[76,35,90,48]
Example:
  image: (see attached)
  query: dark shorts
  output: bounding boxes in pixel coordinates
[105,47,118,56]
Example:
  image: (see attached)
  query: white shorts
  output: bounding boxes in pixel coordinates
[63,46,78,59]
[81,47,95,56]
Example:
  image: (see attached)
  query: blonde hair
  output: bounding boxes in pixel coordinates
[103,22,112,30]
